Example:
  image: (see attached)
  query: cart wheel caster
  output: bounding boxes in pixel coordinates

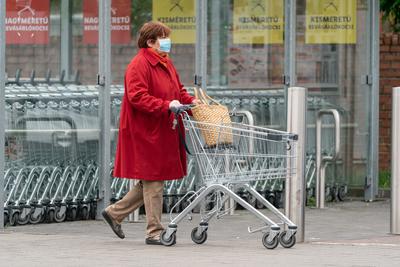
[54,206,66,223]
[67,207,77,221]
[262,232,279,249]
[39,210,46,223]
[47,209,55,223]
[29,211,42,224]
[181,198,190,210]
[191,227,208,244]
[279,231,296,248]
[90,202,97,220]
[337,186,347,201]
[10,211,19,226]
[256,199,264,209]
[80,206,89,220]
[247,194,257,208]
[266,193,275,205]
[160,229,177,246]
[70,208,77,221]
[18,210,31,225]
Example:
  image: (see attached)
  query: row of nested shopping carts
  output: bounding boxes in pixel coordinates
[2,83,347,228]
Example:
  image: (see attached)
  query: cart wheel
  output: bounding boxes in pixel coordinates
[191,227,208,244]
[279,231,296,248]
[69,207,77,221]
[29,211,42,224]
[90,202,97,220]
[266,193,276,205]
[54,207,66,223]
[274,192,283,208]
[181,198,190,210]
[10,211,19,226]
[18,211,31,225]
[47,209,55,223]
[337,186,347,201]
[262,232,279,249]
[160,229,177,246]
[80,206,89,220]
[256,199,264,209]
[247,194,257,208]
[40,210,46,223]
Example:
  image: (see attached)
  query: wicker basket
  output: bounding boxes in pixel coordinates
[191,88,233,147]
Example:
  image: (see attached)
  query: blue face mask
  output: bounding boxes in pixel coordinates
[158,38,172,53]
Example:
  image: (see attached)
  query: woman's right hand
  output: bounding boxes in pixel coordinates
[169,100,182,110]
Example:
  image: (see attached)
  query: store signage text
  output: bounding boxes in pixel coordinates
[152,0,196,44]
[233,0,284,44]
[306,0,357,44]
[5,0,50,44]
[83,0,131,45]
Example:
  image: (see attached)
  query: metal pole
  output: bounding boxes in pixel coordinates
[286,87,306,242]
[60,0,72,80]
[0,0,6,231]
[283,0,296,129]
[97,0,112,218]
[209,0,220,86]
[200,0,207,90]
[194,0,201,86]
[391,87,400,234]
[365,0,380,202]
[194,0,207,90]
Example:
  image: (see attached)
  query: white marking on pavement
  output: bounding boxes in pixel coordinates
[312,241,400,247]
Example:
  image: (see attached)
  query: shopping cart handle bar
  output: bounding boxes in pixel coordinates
[268,133,297,141]
[268,134,283,141]
[170,104,195,115]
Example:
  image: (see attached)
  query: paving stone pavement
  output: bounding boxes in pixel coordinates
[0,200,399,267]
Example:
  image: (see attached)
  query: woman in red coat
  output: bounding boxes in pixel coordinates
[102,21,197,245]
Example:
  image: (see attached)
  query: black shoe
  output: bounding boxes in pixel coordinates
[145,238,163,245]
[102,210,125,239]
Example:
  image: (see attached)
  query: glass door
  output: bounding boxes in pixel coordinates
[2,0,100,225]
[206,0,287,130]
[296,0,371,198]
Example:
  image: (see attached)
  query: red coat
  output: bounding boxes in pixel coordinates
[113,48,194,181]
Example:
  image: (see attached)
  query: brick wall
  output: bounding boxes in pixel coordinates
[379,33,400,170]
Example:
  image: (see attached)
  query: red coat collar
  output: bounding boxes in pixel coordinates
[140,48,169,67]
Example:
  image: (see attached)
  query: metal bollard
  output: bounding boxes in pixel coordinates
[286,87,306,242]
[391,87,400,234]
[315,109,341,209]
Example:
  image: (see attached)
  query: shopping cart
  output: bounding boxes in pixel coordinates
[160,105,298,249]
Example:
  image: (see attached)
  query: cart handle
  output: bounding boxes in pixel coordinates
[170,104,195,115]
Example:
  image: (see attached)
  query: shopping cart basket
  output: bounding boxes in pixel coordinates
[160,106,298,249]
